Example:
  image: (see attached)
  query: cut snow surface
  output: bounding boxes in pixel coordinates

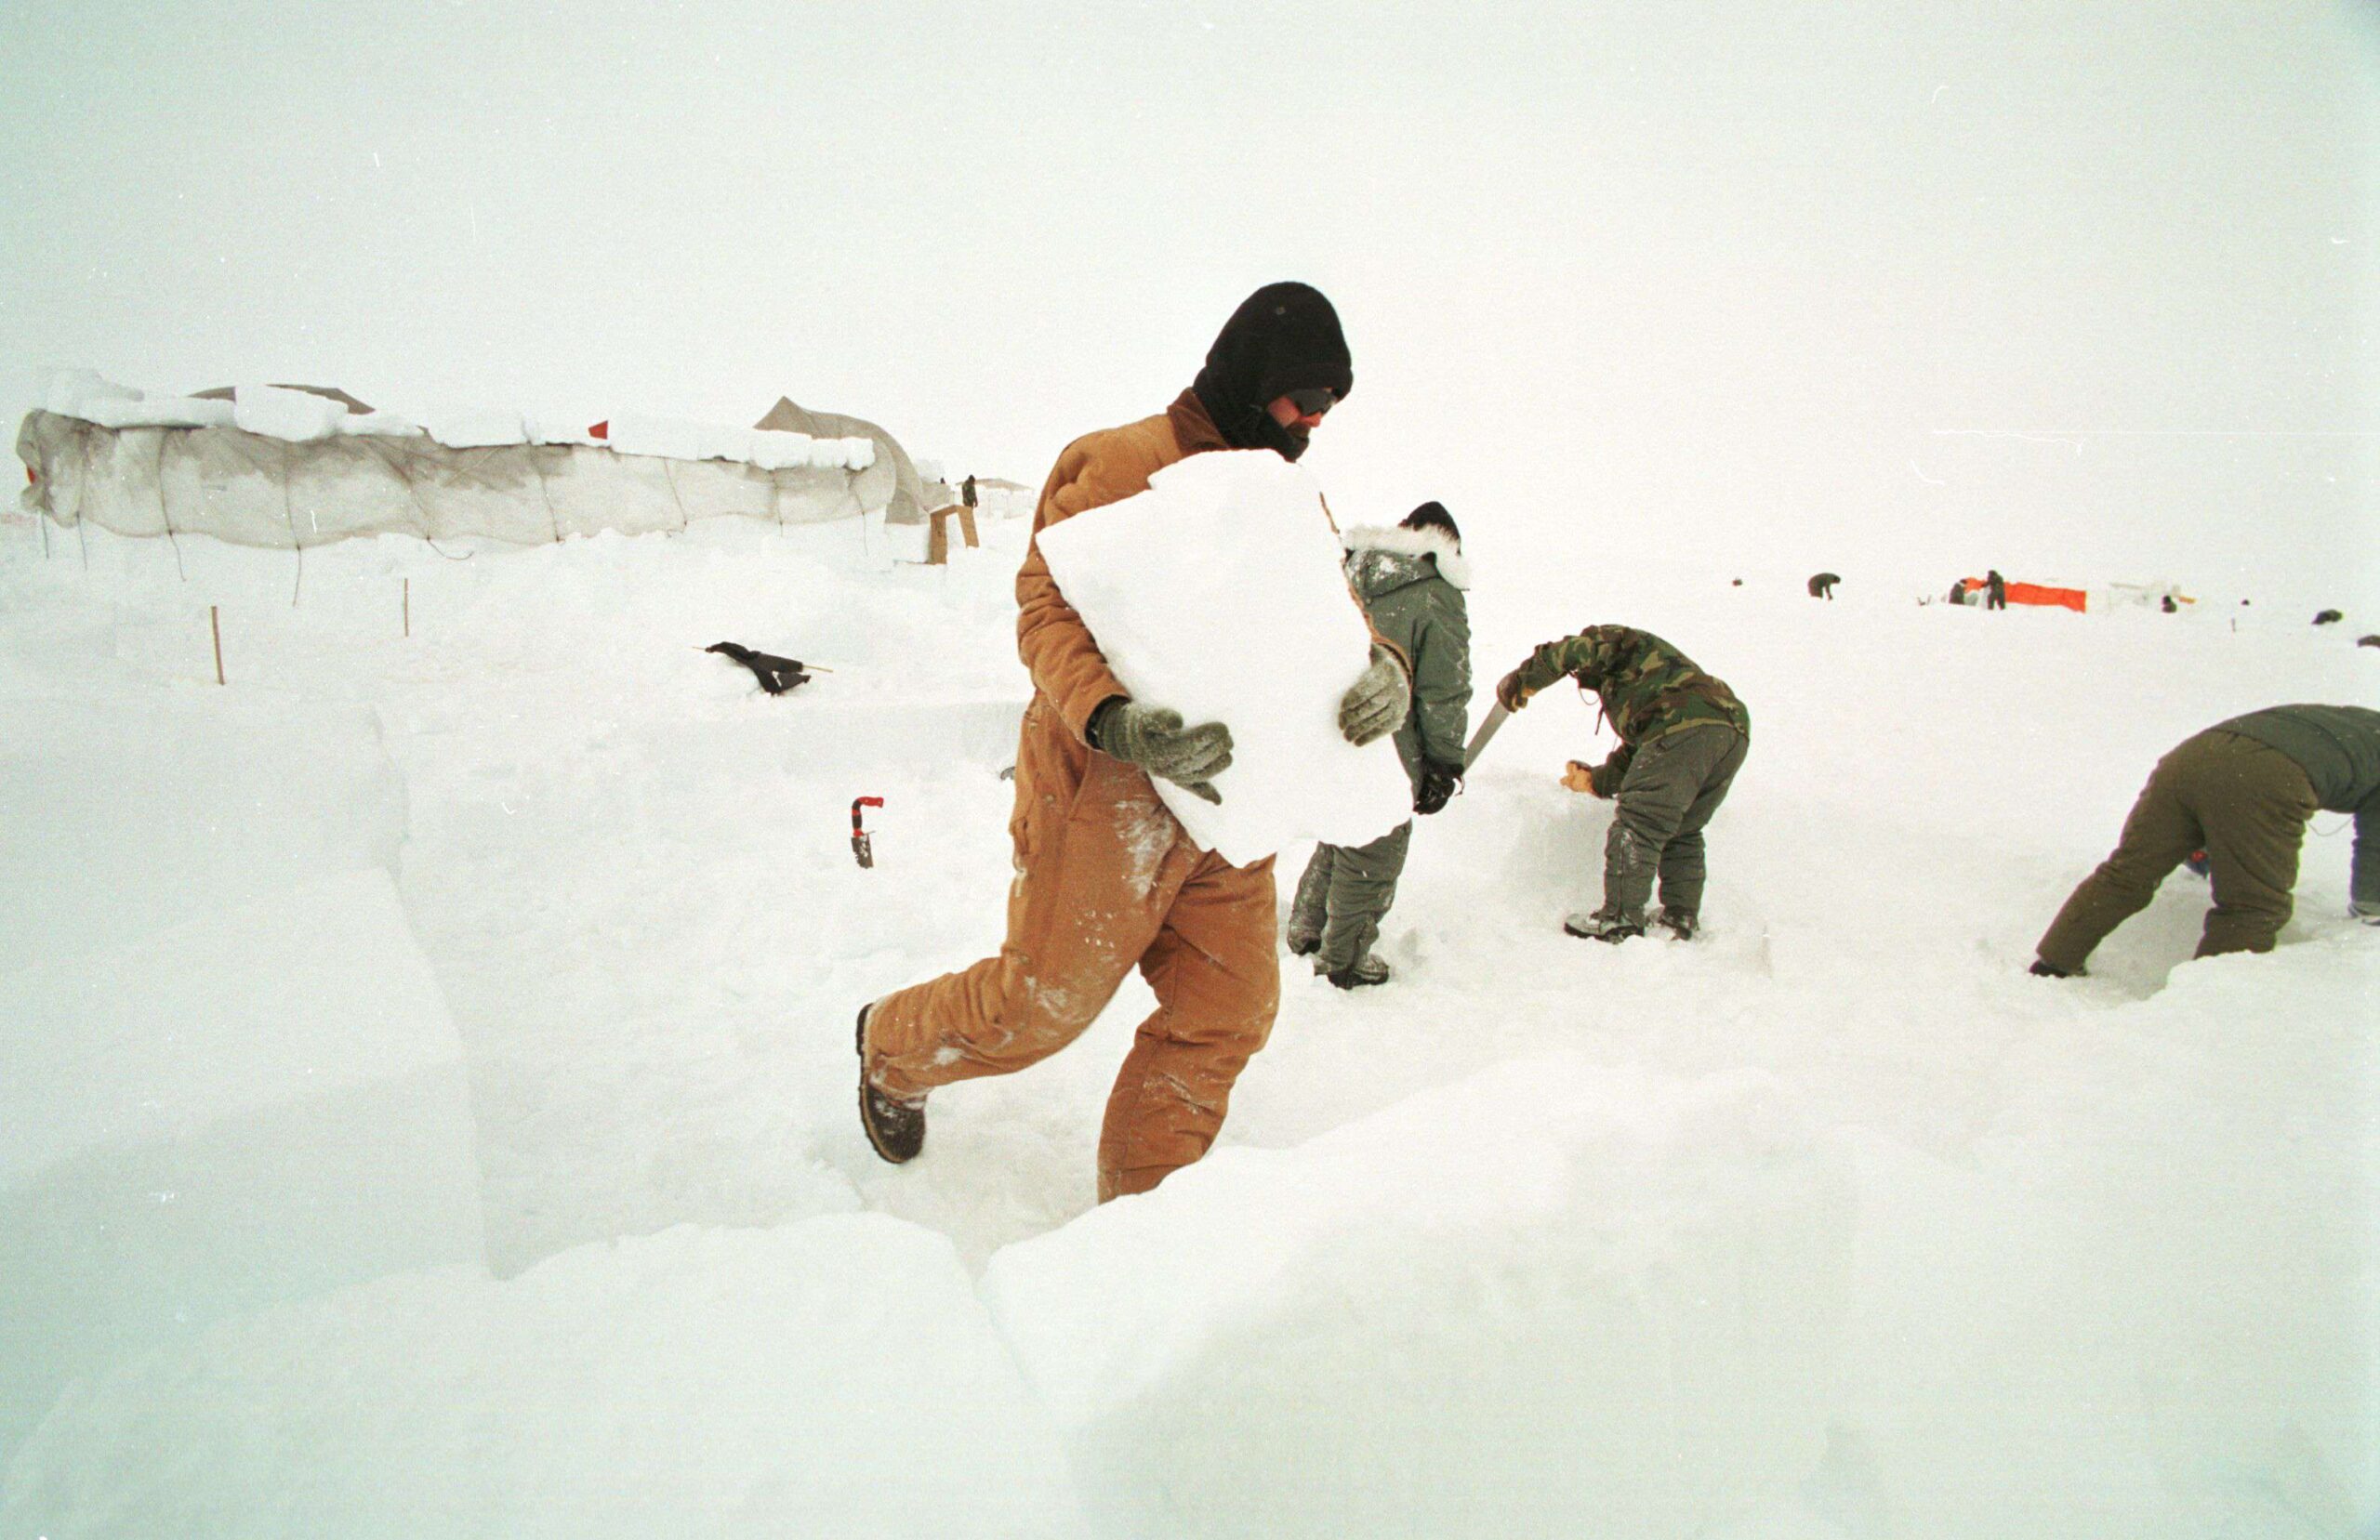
[1037,451,1413,862]
[4,1216,1084,1539]
[0,503,2373,1536]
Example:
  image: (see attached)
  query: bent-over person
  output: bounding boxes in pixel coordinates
[2032,704,2380,975]
[1495,625,1748,942]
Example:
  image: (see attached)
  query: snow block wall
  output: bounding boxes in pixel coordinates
[2,1217,1086,1540]
[0,694,484,1455]
[984,1059,1854,1537]
[0,868,486,1454]
[16,401,884,551]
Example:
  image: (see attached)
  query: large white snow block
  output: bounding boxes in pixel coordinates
[982,1057,1855,1538]
[2,1215,1088,1540]
[233,383,347,442]
[0,868,485,1452]
[1035,451,1412,863]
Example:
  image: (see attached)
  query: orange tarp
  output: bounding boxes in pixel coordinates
[1959,578,2087,612]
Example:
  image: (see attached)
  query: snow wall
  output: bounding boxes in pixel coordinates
[16,402,893,551]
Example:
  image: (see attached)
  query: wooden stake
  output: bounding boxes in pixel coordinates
[210,605,225,686]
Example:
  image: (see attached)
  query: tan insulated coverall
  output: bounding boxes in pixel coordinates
[864,391,1282,1201]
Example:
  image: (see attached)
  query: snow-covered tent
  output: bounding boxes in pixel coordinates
[15,374,911,552]
[751,397,931,525]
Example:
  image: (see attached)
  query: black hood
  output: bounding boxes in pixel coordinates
[1190,282,1353,463]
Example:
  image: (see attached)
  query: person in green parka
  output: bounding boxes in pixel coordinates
[1495,625,1749,941]
[1287,502,1474,988]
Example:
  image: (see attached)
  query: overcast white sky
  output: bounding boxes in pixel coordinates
[4,2,2373,602]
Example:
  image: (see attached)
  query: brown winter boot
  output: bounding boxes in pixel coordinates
[855,1005,926,1163]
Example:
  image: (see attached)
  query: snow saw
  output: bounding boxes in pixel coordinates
[1463,704,1511,770]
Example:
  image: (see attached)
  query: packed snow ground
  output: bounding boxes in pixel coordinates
[2,502,2374,1538]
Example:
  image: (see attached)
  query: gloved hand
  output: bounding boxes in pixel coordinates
[1495,669,1536,713]
[1560,759,1599,796]
[1413,757,1463,815]
[1338,644,1410,747]
[1088,699,1232,804]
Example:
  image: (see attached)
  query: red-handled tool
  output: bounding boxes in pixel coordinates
[852,796,884,868]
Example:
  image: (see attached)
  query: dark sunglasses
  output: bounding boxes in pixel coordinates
[1284,387,1338,417]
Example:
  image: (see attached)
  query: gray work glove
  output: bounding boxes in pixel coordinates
[1338,644,1410,747]
[1088,698,1232,804]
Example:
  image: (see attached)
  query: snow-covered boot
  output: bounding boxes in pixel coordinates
[1285,926,1321,957]
[1322,952,1392,989]
[855,1005,925,1163]
[1655,906,1699,941]
[1564,904,1646,943]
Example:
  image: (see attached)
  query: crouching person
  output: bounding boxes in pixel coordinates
[1287,502,1474,988]
[2031,704,2380,976]
[1495,625,1749,941]
[854,282,1410,1202]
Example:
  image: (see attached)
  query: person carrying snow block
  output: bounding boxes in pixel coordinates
[2031,704,2380,976]
[1287,501,1474,989]
[854,282,1410,1201]
[1494,626,1749,942]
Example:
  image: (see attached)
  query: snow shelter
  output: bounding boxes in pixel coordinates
[16,375,931,551]
[1951,576,2088,612]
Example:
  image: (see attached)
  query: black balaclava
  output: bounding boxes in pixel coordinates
[1190,282,1353,463]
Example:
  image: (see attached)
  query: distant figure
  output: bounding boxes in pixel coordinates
[2161,595,2179,613]
[2030,704,2380,976]
[2360,634,2380,649]
[1287,501,1473,989]
[1732,578,1744,587]
[1807,572,1839,600]
[1986,570,2008,611]
[1495,626,1748,943]
[961,473,978,509]
[2313,609,2343,625]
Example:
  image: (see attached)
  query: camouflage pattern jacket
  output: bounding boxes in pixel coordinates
[1501,625,1748,793]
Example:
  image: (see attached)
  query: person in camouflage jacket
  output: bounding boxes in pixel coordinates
[1495,625,1749,941]
[1287,501,1473,987]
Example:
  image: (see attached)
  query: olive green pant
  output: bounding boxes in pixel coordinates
[2036,729,2320,972]
[1289,820,1413,975]
[1606,722,1748,916]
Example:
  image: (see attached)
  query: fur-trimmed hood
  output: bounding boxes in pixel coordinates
[1340,522,1471,593]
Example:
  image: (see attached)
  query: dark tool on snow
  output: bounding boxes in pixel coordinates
[852,796,884,869]
[1463,704,1511,770]
[705,641,814,695]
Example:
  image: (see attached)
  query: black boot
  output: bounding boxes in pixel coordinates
[855,1005,926,1163]
[1655,906,1699,941]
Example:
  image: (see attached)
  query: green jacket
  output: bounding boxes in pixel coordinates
[1504,625,1747,793]
[1342,525,1473,787]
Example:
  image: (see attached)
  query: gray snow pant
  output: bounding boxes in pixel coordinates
[1289,820,1414,974]
[1605,722,1748,916]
